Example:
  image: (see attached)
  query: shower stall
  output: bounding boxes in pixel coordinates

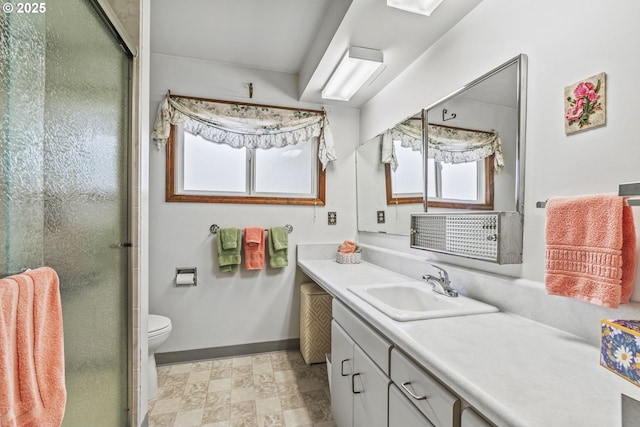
[1,0,132,425]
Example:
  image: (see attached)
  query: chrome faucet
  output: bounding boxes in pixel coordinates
[422,264,458,297]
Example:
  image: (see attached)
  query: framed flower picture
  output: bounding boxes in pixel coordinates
[564,72,606,134]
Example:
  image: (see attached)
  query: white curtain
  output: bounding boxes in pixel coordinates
[427,124,504,172]
[380,118,423,171]
[152,95,337,169]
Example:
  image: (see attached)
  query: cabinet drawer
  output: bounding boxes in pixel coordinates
[333,300,392,374]
[391,348,460,426]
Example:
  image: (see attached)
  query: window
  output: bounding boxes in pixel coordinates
[426,155,494,210]
[166,125,326,205]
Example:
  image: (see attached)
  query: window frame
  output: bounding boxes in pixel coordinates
[165,124,326,205]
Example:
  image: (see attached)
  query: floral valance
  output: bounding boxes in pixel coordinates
[380,118,423,172]
[152,95,337,169]
[427,124,504,172]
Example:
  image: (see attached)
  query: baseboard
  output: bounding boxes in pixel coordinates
[155,338,300,365]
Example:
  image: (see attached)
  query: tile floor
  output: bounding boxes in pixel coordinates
[149,350,336,427]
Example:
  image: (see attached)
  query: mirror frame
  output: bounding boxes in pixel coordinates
[423,54,528,214]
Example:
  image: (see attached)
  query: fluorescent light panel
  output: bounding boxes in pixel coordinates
[387,0,444,16]
[322,46,383,102]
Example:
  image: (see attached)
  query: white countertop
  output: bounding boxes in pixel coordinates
[297,257,640,427]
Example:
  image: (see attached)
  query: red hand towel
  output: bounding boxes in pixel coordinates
[545,194,636,308]
[244,227,265,270]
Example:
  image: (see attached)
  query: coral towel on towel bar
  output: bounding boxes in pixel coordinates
[545,194,636,308]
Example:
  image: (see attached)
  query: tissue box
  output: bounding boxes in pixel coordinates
[601,319,640,387]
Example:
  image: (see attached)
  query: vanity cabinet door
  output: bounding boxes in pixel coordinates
[389,384,434,427]
[353,344,389,427]
[461,407,493,427]
[331,320,355,427]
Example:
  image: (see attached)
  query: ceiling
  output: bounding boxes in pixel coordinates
[150,0,483,108]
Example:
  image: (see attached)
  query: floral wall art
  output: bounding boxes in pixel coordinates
[564,72,606,134]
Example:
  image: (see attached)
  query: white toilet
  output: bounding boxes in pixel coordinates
[148,314,172,399]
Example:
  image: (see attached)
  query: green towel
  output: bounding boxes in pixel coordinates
[219,227,239,250]
[268,226,288,268]
[217,228,242,273]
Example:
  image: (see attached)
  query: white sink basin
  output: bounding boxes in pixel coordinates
[348,281,498,321]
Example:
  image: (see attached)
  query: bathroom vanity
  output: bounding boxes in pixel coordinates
[297,243,640,427]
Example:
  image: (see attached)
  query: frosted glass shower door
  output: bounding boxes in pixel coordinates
[1,0,131,425]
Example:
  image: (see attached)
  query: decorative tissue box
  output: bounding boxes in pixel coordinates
[601,319,640,387]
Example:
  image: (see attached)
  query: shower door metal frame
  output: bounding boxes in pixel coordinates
[87,1,140,426]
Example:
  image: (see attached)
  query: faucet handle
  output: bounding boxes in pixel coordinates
[430,264,450,284]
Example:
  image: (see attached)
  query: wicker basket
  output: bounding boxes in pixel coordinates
[336,248,361,264]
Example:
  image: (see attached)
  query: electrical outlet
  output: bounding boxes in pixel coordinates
[328,211,337,225]
[377,210,385,224]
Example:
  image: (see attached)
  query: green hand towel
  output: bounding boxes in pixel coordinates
[268,226,288,268]
[219,227,239,250]
[217,228,242,273]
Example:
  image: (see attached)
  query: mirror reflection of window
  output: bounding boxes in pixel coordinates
[441,161,478,200]
[390,139,423,197]
[426,153,494,210]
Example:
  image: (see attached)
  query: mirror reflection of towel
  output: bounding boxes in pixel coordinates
[268,227,288,268]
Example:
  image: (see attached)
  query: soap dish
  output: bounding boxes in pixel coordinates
[336,248,361,264]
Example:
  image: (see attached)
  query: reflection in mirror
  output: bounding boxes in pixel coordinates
[426,126,496,209]
[356,112,424,235]
[383,113,424,205]
[425,55,525,213]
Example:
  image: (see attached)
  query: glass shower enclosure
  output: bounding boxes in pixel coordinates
[1,0,131,425]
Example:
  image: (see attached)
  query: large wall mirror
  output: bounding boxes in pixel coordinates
[410,54,527,264]
[356,54,527,238]
[356,112,424,235]
[425,54,527,214]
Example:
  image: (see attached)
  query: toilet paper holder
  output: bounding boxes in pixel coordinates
[175,267,197,287]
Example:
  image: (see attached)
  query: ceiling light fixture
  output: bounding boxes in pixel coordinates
[321,46,384,102]
[387,0,444,16]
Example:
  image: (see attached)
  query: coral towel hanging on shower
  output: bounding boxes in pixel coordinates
[0,267,66,427]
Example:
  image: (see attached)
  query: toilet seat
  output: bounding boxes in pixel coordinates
[148,314,171,338]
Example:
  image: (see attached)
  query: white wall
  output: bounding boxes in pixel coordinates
[149,54,359,352]
[360,0,640,303]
